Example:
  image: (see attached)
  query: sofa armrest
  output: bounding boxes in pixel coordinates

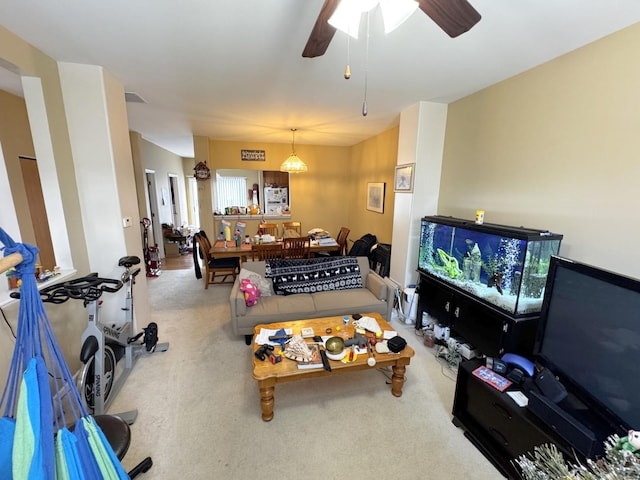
[366,271,388,301]
[366,272,399,321]
[230,280,247,317]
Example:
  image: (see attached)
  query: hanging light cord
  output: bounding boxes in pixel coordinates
[291,128,296,154]
[344,34,351,79]
[362,11,370,117]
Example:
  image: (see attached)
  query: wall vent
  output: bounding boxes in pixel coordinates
[125,91,146,103]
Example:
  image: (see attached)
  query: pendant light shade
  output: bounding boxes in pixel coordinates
[280,129,308,174]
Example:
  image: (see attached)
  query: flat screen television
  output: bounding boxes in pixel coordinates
[534,255,640,435]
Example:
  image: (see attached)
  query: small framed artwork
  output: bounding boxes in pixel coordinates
[394,163,414,192]
[366,182,385,214]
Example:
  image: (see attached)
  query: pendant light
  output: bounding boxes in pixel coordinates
[280,128,308,173]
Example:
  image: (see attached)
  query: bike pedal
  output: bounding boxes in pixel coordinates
[143,322,159,352]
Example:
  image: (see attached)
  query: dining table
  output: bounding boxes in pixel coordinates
[209,239,340,261]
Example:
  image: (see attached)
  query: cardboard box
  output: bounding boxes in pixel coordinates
[164,242,180,257]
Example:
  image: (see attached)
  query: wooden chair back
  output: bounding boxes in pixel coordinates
[195,232,239,288]
[252,242,284,261]
[335,227,350,256]
[283,236,311,259]
[282,221,302,238]
[259,223,278,237]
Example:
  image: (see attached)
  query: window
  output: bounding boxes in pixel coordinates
[215,174,247,212]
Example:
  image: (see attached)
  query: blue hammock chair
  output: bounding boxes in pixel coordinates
[0,228,128,479]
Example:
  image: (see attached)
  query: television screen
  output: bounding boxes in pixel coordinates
[534,256,640,433]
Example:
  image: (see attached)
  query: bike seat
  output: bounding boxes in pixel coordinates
[94,415,131,460]
[118,256,141,268]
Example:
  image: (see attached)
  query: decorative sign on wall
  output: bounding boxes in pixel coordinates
[241,149,266,161]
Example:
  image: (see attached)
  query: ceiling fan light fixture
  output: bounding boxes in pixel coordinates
[280,129,308,174]
[379,0,419,33]
[329,0,417,38]
[329,0,378,39]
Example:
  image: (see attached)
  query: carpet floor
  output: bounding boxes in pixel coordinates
[109,266,505,479]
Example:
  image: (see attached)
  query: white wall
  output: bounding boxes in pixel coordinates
[58,62,149,327]
[140,139,188,227]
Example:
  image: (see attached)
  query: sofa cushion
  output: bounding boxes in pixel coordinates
[265,256,362,296]
[234,294,317,332]
[311,289,387,318]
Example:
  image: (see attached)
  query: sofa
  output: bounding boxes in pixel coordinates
[230,256,396,344]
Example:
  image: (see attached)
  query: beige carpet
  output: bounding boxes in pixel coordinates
[109,267,504,479]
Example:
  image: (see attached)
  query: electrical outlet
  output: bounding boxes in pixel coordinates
[122,217,132,228]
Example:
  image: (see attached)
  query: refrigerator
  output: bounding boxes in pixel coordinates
[263,187,288,214]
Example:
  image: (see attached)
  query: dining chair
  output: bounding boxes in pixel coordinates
[195,233,240,289]
[318,226,350,257]
[335,227,351,256]
[282,221,302,238]
[259,223,278,237]
[283,236,311,259]
[252,242,284,261]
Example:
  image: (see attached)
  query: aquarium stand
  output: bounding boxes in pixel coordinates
[417,273,539,357]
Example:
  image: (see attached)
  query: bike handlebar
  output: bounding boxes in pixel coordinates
[10,272,124,304]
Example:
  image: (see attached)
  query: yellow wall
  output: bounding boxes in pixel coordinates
[440,22,640,278]
[347,126,399,245]
[207,129,398,245]
[0,26,90,274]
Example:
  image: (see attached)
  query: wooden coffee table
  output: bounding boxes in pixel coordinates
[252,313,415,421]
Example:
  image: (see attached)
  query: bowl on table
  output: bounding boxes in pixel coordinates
[325,336,346,361]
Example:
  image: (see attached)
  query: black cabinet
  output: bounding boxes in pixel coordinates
[452,360,572,479]
[418,273,539,356]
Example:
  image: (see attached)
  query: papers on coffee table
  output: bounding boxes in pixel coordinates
[255,327,293,346]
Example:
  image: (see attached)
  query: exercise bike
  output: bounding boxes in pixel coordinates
[14,255,168,476]
[71,255,169,422]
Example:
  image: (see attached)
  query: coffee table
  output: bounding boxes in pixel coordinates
[252,313,414,421]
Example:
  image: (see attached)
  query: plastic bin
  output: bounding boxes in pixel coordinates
[402,287,418,324]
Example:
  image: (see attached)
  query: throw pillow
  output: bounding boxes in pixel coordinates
[240,278,260,307]
[239,268,273,296]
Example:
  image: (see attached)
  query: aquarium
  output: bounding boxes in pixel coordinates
[418,216,563,316]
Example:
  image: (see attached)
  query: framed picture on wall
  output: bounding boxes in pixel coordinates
[394,163,414,192]
[366,182,385,214]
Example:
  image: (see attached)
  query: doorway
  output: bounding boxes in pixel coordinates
[19,155,56,270]
[168,174,180,228]
[145,170,160,248]
[187,176,199,229]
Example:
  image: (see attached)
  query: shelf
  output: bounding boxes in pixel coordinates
[0,269,77,308]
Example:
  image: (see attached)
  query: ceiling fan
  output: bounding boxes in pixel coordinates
[302,0,481,58]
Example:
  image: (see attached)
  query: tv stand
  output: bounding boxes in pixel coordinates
[452,359,586,479]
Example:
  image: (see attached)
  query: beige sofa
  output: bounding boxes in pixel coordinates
[230,256,396,344]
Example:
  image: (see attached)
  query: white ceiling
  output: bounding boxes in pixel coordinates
[2,0,640,158]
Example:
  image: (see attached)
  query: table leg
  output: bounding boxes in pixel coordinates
[390,364,407,397]
[259,384,275,421]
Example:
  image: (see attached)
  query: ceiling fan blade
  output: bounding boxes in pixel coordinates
[418,0,481,38]
[302,0,339,58]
